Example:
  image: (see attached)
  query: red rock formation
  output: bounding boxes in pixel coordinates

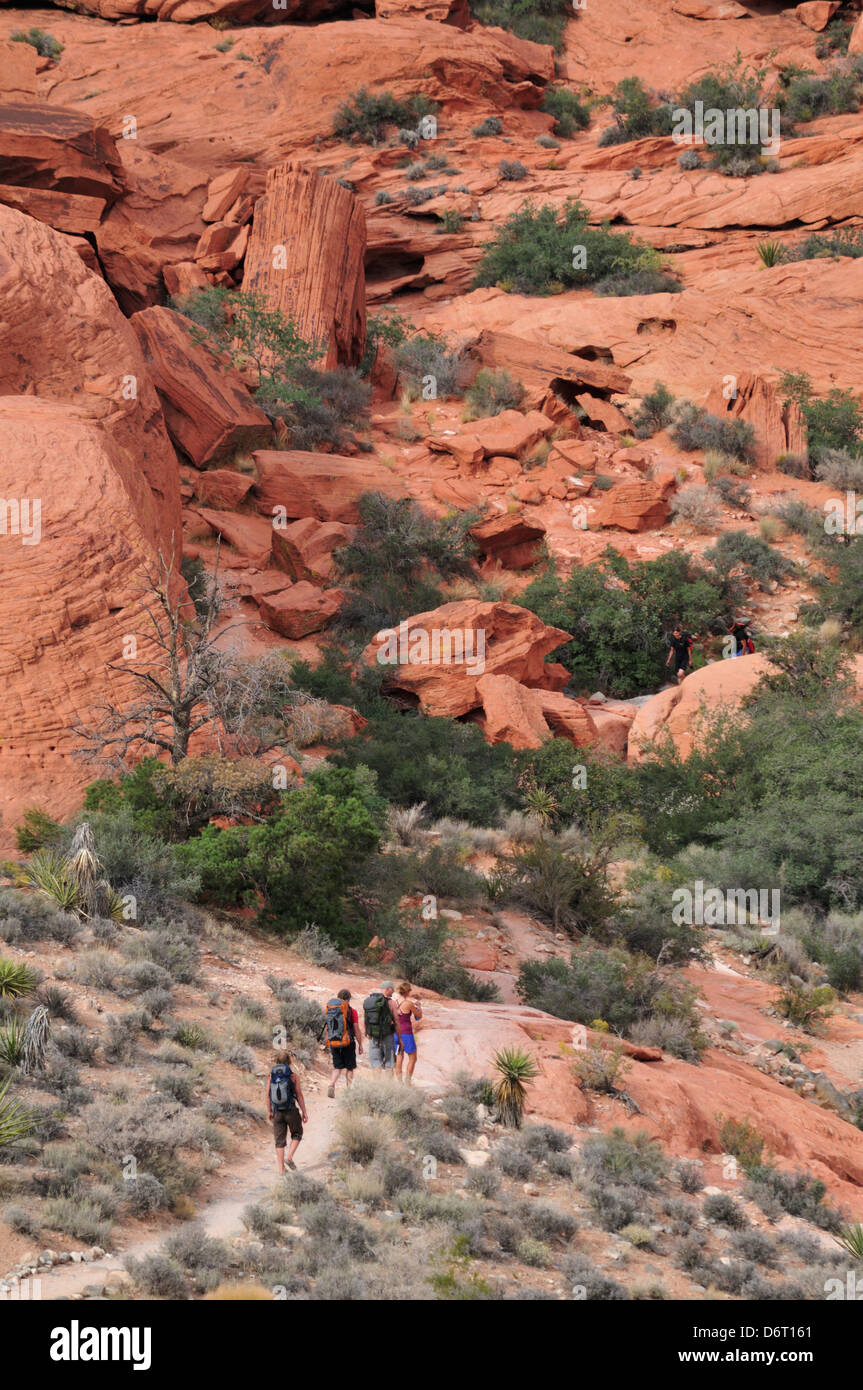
[191,470,255,510]
[271,517,354,584]
[470,329,632,400]
[0,102,124,203]
[253,450,406,524]
[377,0,469,22]
[704,372,807,470]
[193,508,274,567]
[258,582,344,638]
[10,0,342,20]
[243,166,367,370]
[476,673,550,749]
[360,600,571,718]
[593,473,677,532]
[469,511,546,570]
[131,306,272,468]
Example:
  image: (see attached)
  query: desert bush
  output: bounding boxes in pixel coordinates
[631,381,676,438]
[474,199,660,296]
[499,159,528,181]
[541,85,589,137]
[594,267,680,297]
[491,1143,534,1179]
[334,88,437,144]
[11,27,63,59]
[470,0,570,48]
[671,484,721,531]
[125,1252,189,1298]
[815,448,863,489]
[670,400,755,462]
[780,60,863,127]
[472,116,503,137]
[42,1195,112,1246]
[392,331,466,400]
[466,1167,500,1198]
[563,1252,629,1300]
[780,371,863,458]
[581,1127,666,1187]
[51,1025,96,1065]
[703,1192,748,1228]
[678,149,701,170]
[465,368,525,418]
[744,1164,841,1230]
[335,1109,394,1165]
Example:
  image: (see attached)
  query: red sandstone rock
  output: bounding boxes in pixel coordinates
[194,508,274,567]
[469,511,546,570]
[0,183,105,235]
[594,473,677,532]
[476,673,550,749]
[202,168,250,224]
[0,103,124,203]
[258,582,344,639]
[536,691,598,747]
[0,40,37,101]
[361,600,571,718]
[795,0,840,30]
[131,306,272,467]
[193,219,249,273]
[704,372,807,470]
[377,0,469,21]
[469,330,631,398]
[243,166,366,370]
[191,470,255,510]
[271,517,354,584]
[253,450,405,524]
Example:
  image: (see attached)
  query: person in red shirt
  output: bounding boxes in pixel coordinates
[327,988,363,1097]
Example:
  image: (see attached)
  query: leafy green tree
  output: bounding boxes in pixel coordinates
[521,547,719,696]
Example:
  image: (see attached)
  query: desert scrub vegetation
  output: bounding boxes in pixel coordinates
[391,328,466,400]
[541,86,590,138]
[779,370,863,461]
[333,88,438,144]
[171,287,370,450]
[11,27,63,60]
[473,199,663,296]
[469,0,571,49]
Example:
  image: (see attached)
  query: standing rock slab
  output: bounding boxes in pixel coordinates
[243,166,367,369]
[253,450,405,524]
[131,306,271,467]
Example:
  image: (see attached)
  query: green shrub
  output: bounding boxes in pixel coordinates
[520,546,720,696]
[11,27,63,60]
[333,490,477,633]
[631,381,676,438]
[387,919,500,1002]
[599,76,672,144]
[670,400,755,462]
[780,371,863,457]
[473,198,660,296]
[503,833,618,935]
[581,1127,666,1187]
[499,159,528,181]
[469,0,571,49]
[471,116,503,137]
[392,331,466,399]
[779,60,862,127]
[814,448,863,489]
[594,268,681,297]
[334,88,437,144]
[744,1164,841,1230]
[15,809,62,853]
[465,368,525,418]
[541,86,590,138]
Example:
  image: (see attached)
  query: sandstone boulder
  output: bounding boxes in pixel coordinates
[476,673,550,749]
[795,0,840,30]
[361,600,571,718]
[258,582,344,639]
[253,450,405,524]
[536,691,598,747]
[0,103,124,203]
[594,474,676,532]
[469,511,546,570]
[131,306,272,467]
[191,470,255,510]
[377,0,469,21]
[271,517,354,584]
[193,508,274,567]
[469,330,631,399]
[243,167,366,369]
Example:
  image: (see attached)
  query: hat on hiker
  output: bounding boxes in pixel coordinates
[381,980,394,990]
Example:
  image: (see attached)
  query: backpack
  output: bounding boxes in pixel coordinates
[363,992,393,1042]
[269,1063,295,1113]
[324,997,352,1049]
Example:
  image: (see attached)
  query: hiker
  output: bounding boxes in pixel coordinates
[324,988,363,1098]
[266,1049,308,1174]
[393,982,423,1085]
[363,980,398,1075]
[729,617,754,657]
[666,626,694,684]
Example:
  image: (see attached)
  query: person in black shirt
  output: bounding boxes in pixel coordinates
[666,626,694,684]
[729,618,753,657]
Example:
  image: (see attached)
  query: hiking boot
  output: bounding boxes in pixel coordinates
[287,1159,297,1171]
[327,1084,335,1098]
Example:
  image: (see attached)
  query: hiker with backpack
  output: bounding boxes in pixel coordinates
[323,988,363,1098]
[266,1049,308,1174]
[363,981,398,1075]
[393,982,422,1085]
[666,626,694,685]
[729,617,754,657]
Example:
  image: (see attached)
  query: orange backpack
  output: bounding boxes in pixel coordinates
[324,997,352,1049]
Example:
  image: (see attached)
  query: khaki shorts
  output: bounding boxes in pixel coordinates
[273,1108,303,1148]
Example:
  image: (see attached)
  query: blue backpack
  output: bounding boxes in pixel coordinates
[269,1063,295,1113]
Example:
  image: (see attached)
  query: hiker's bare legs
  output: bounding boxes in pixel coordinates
[404,1052,417,1083]
[275,1146,285,1175]
[286,1137,301,1165]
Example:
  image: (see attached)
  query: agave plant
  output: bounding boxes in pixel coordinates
[0,1075,37,1152]
[0,957,37,999]
[835,1223,863,1260]
[757,239,786,268]
[67,822,101,917]
[0,1017,25,1067]
[492,1046,539,1129]
[24,850,85,916]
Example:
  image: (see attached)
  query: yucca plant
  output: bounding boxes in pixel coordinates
[492,1046,539,1129]
[757,239,786,268]
[835,1223,863,1260]
[20,1005,51,1077]
[67,822,100,917]
[24,850,85,915]
[0,1017,25,1066]
[0,958,37,999]
[0,1075,37,1152]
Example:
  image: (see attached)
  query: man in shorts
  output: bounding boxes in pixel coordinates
[266,1049,308,1174]
[364,981,398,1074]
[666,626,694,685]
[327,988,363,1098]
